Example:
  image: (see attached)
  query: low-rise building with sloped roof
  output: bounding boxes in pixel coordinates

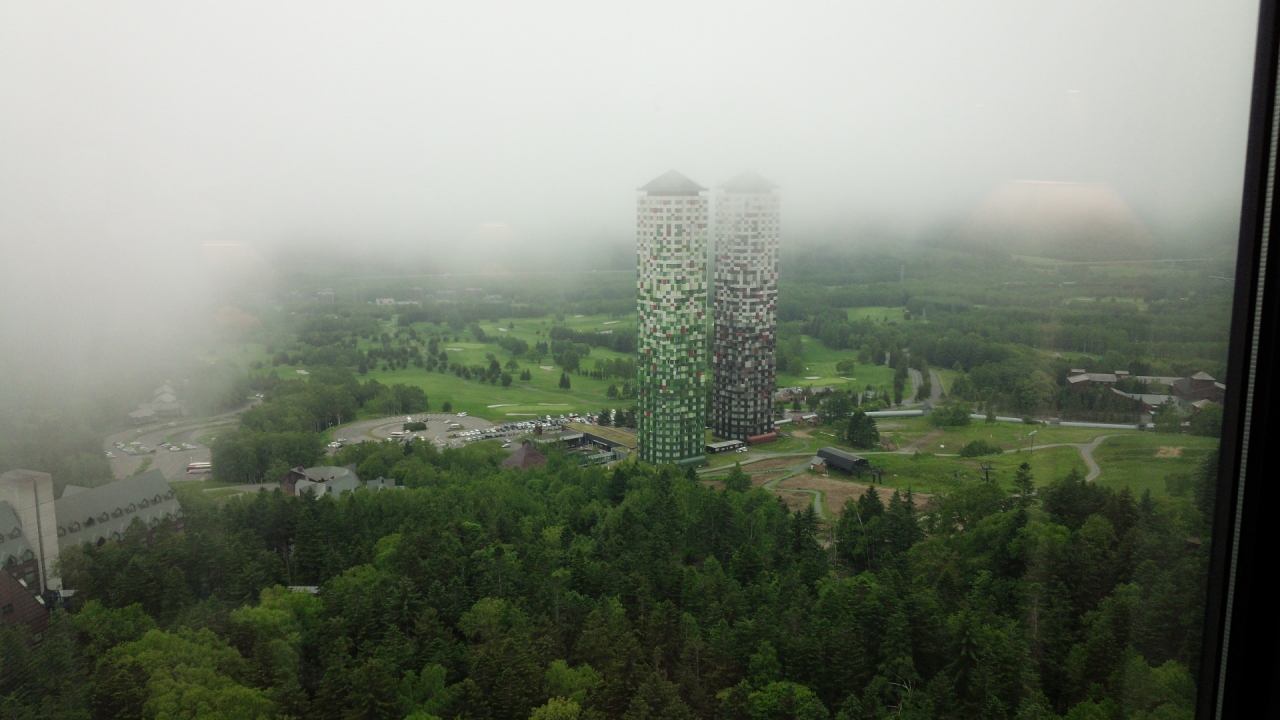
[55,469,184,549]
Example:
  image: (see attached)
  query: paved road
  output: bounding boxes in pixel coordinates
[903,368,944,407]
[104,399,261,481]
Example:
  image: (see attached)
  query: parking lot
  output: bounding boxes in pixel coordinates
[328,413,493,453]
[103,416,235,481]
[328,413,582,454]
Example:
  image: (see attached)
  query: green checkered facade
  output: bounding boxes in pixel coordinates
[636,181,709,466]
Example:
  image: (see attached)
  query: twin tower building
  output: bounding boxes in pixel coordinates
[635,169,779,467]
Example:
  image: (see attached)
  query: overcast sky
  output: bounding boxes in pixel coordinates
[0,0,1262,396]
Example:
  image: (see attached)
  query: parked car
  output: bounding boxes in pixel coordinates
[105,452,115,459]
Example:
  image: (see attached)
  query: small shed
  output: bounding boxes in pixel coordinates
[706,440,745,454]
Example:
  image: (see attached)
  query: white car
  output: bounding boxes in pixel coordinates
[105,452,115,459]
[169,446,182,452]
[457,412,467,417]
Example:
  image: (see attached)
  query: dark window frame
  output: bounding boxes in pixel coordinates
[1200,0,1280,716]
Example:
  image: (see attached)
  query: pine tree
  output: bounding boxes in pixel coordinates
[724,463,750,492]
[845,411,881,449]
[1014,462,1035,506]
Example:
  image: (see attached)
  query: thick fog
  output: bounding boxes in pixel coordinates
[0,0,1261,400]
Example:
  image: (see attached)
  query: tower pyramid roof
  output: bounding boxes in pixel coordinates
[639,170,706,196]
[720,170,777,193]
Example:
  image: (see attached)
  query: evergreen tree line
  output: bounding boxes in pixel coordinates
[1,436,1215,720]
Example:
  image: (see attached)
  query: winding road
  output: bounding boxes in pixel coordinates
[1008,434,1114,482]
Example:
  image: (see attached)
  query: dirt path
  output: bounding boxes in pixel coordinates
[759,460,827,518]
[1002,434,1114,482]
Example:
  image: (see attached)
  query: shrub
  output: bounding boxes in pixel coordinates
[929,403,973,428]
[959,439,1002,457]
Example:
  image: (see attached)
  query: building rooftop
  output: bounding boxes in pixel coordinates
[563,422,639,450]
[297,465,357,483]
[817,447,868,464]
[0,501,35,567]
[500,440,547,470]
[720,170,778,194]
[639,170,706,196]
[54,469,182,549]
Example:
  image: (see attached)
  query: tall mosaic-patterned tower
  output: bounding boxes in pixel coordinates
[712,171,779,441]
[636,170,710,466]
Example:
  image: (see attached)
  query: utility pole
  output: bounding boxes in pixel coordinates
[900,264,904,283]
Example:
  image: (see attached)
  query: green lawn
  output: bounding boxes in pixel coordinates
[919,421,1125,451]
[1063,296,1150,311]
[863,445,1087,496]
[844,306,906,323]
[1091,433,1220,498]
[260,313,639,422]
[777,335,897,392]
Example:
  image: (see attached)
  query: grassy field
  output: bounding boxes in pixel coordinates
[844,306,906,323]
[872,416,1120,451]
[248,307,907,422]
[250,313,637,422]
[1092,433,1219,498]
[855,445,1087,496]
[776,334,897,392]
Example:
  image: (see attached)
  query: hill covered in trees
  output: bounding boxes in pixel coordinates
[2,438,1213,720]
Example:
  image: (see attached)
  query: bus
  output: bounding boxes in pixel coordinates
[186,462,212,474]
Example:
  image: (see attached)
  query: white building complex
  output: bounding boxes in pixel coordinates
[0,468,184,634]
[712,171,780,441]
[635,170,711,467]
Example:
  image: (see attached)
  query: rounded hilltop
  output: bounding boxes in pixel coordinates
[960,180,1157,261]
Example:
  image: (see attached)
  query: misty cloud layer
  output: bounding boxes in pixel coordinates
[0,0,1261,397]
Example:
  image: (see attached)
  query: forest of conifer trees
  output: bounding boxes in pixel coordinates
[1,437,1211,720]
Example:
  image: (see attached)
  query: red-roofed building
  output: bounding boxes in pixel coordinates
[501,440,547,470]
